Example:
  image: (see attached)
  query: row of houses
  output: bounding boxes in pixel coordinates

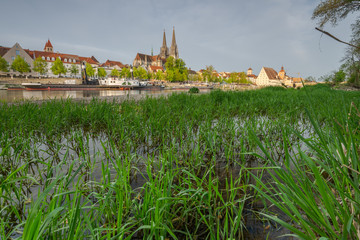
[0,29,181,78]
[0,40,164,78]
[196,66,304,87]
[1,38,305,87]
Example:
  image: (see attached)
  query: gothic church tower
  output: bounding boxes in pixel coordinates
[44,39,53,52]
[159,30,169,60]
[169,27,179,59]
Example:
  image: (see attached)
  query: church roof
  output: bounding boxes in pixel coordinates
[44,39,53,49]
[263,67,278,80]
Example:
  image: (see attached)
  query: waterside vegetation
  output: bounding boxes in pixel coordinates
[1,85,360,239]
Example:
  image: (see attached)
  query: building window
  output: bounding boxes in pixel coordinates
[16,50,20,56]
[59,57,61,60]
[51,57,55,61]
[42,56,45,60]
[64,58,67,62]
[47,57,50,60]
[11,56,15,61]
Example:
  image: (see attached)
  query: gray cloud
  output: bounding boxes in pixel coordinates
[0,0,356,78]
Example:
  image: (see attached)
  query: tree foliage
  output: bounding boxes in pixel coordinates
[313,0,360,87]
[155,70,165,80]
[165,56,188,82]
[97,67,107,78]
[312,0,360,27]
[11,56,31,74]
[33,57,48,75]
[110,69,120,77]
[134,67,147,79]
[0,56,9,72]
[85,63,95,77]
[69,64,79,77]
[120,67,131,78]
[202,65,217,82]
[334,69,346,83]
[51,58,67,77]
[133,67,149,79]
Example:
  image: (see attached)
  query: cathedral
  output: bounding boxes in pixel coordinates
[132,28,179,70]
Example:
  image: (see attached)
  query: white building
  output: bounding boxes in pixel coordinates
[256,67,282,86]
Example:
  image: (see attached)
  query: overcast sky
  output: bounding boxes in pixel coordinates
[0,0,356,79]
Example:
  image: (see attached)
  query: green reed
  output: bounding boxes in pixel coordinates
[0,85,360,239]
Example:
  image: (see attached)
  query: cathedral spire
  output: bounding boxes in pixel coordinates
[171,27,176,47]
[160,29,169,60]
[162,29,167,48]
[170,27,179,59]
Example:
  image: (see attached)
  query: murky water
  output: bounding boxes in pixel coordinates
[0,89,206,102]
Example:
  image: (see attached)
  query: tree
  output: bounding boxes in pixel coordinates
[165,57,188,82]
[133,67,148,79]
[305,76,316,82]
[51,58,67,77]
[313,0,360,87]
[155,70,165,80]
[333,69,346,84]
[110,68,120,77]
[120,67,131,78]
[312,0,360,28]
[0,56,9,72]
[11,56,31,74]
[239,72,249,83]
[69,64,79,77]
[33,57,48,75]
[227,72,239,83]
[85,63,95,77]
[97,67,107,78]
[202,65,216,82]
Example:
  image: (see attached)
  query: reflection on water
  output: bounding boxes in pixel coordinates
[0,89,196,102]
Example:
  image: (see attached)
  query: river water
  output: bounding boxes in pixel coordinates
[0,89,200,102]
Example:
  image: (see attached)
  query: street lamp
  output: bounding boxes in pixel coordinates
[130,65,133,80]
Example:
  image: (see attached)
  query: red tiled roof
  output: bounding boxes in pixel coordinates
[91,56,99,63]
[44,39,53,49]
[247,74,257,78]
[0,47,10,57]
[101,60,126,68]
[78,57,98,65]
[27,50,82,64]
[263,67,278,80]
[149,66,164,72]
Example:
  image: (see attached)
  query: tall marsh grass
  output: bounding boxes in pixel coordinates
[0,85,360,239]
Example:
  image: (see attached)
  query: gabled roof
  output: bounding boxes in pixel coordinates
[149,65,164,72]
[263,67,278,80]
[27,50,81,63]
[91,56,99,63]
[101,60,126,68]
[79,57,98,65]
[247,74,257,78]
[0,46,10,57]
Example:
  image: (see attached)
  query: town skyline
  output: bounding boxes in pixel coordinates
[0,0,356,79]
